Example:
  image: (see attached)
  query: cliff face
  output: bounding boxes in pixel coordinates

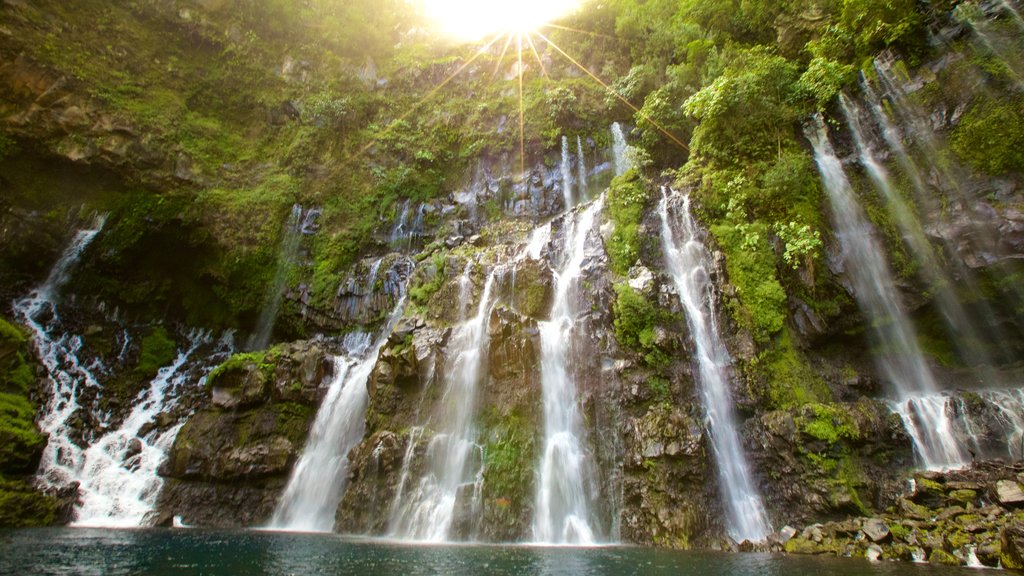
[3,0,1024,567]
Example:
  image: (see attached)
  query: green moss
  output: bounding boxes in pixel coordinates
[929,548,960,566]
[136,326,176,379]
[409,252,447,307]
[0,393,46,473]
[799,403,860,445]
[207,348,280,388]
[0,479,58,527]
[711,221,786,343]
[951,95,1024,175]
[889,522,911,541]
[612,283,670,368]
[606,169,649,276]
[751,329,829,409]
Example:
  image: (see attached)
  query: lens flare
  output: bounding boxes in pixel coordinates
[420,0,582,40]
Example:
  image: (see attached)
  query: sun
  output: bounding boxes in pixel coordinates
[418,0,582,41]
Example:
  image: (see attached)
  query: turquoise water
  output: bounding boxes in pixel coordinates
[0,528,996,575]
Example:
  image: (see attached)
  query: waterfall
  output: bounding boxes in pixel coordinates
[14,216,232,526]
[271,289,410,532]
[561,136,574,211]
[533,198,604,545]
[806,116,969,470]
[658,188,771,543]
[73,331,231,527]
[13,216,107,491]
[577,136,588,200]
[611,123,631,176]
[840,95,995,370]
[247,204,304,351]
[388,266,497,541]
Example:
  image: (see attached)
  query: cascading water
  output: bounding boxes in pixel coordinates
[533,198,604,545]
[840,95,994,370]
[806,116,969,470]
[73,331,231,527]
[247,204,304,351]
[388,266,497,541]
[577,135,588,200]
[561,136,574,211]
[658,188,771,543]
[271,286,410,532]
[611,123,631,176]
[14,216,231,526]
[14,216,107,491]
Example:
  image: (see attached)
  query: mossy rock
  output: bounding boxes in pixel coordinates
[928,548,960,566]
[0,480,58,527]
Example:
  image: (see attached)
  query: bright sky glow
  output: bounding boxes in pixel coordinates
[419,0,582,40]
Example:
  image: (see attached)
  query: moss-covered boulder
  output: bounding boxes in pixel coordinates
[155,340,332,527]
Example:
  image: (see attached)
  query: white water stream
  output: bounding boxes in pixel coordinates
[806,117,968,470]
[533,199,604,545]
[658,188,771,542]
[388,267,497,541]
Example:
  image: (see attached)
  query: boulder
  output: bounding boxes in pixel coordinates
[996,480,1024,506]
[1001,523,1024,570]
[862,518,891,543]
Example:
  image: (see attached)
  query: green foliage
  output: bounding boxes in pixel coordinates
[711,221,787,342]
[0,393,46,473]
[303,92,352,129]
[648,376,671,403]
[775,222,823,270]
[951,96,1024,175]
[136,326,176,379]
[798,57,856,110]
[606,169,650,276]
[612,283,670,367]
[839,0,924,58]
[684,48,802,165]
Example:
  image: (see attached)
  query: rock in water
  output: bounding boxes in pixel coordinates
[866,544,883,562]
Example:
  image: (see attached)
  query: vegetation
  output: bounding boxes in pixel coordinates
[136,326,177,379]
[606,170,650,276]
[612,283,671,368]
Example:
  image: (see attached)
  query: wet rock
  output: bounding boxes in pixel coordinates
[866,543,883,562]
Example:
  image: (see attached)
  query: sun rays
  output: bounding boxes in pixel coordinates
[348,12,690,186]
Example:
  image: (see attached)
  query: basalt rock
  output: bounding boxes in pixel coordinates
[155,340,333,527]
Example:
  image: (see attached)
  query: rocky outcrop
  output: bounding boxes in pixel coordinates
[155,340,333,527]
[778,464,1024,568]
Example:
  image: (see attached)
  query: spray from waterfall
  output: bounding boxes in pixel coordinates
[806,116,968,470]
[658,188,771,542]
[272,259,413,532]
[611,123,631,176]
[388,266,497,541]
[247,204,304,351]
[561,136,574,211]
[839,95,995,372]
[577,136,588,200]
[533,198,604,545]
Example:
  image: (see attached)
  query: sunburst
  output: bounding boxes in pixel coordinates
[356,1,689,186]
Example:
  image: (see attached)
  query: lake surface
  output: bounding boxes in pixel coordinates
[0,528,999,576]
